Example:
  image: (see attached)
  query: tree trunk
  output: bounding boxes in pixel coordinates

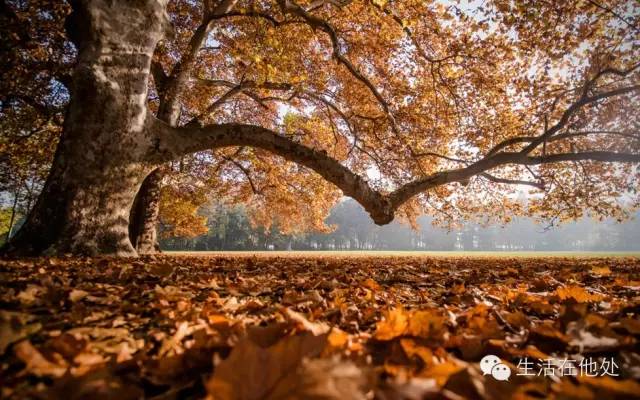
[5,191,19,242]
[1,0,169,256]
[129,7,211,254]
[1,0,397,257]
[129,168,163,253]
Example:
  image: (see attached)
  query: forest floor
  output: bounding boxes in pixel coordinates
[1,254,639,399]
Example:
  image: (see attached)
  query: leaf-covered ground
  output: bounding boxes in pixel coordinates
[1,254,639,399]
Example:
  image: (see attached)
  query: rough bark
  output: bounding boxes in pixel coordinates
[2,0,169,256]
[129,168,163,253]
[129,2,224,254]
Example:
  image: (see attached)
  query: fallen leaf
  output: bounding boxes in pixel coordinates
[17,285,43,305]
[0,311,42,355]
[284,308,331,335]
[591,266,612,276]
[555,285,604,303]
[14,340,67,378]
[207,332,328,400]
[406,310,447,340]
[69,289,89,302]
[291,358,371,399]
[374,307,410,341]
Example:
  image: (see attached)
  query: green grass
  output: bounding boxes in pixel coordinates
[166,250,640,258]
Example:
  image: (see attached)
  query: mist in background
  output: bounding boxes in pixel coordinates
[160,199,640,252]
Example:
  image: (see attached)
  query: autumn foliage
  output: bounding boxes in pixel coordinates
[2,0,639,248]
[2,255,640,399]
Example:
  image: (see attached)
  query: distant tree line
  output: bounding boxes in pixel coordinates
[159,200,640,251]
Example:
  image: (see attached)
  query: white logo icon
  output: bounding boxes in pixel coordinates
[480,355,511,381]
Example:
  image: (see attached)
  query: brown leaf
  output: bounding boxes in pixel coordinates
[17,284,43,305]
[374,307,410,341]
[288,358,371,399]
[14,340,67,378]
[207,332,328,400]
[555,285,604,303]
[406,310,447,340]
[0,311,41,355]
[69,289,89,302]
[284,308,331,335]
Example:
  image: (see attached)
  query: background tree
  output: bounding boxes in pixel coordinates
[0,0,72,241]
[1,0,639,256]
[159,199,640,251]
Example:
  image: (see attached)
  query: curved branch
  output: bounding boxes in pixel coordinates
[152,121,394,223]
[222,156,261,194]
[151,121,639,227]
[523,151,640,165]
[210,11,280,25]
[485,130,640,156]
[522,85,640,154]
[388,150,640,209]
[187,80,294,124]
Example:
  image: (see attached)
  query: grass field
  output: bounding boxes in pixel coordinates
[167,250,640,258]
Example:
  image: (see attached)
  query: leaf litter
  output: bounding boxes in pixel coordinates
[0,254,639,399]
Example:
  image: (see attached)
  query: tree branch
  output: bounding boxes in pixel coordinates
[152,121,393,223]
[388,150,640,209]
[158,0,240,123]
[151,121,639,227]
[187,80,294,124]
[523,151,640,165]
[223,156,261,194]
[587,0,640,33]
[485,83,640,157]
[151,61,168,93]
[480,173,544,189]
[276,0,398,132]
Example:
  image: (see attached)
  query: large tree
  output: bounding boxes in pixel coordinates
[1,0,639,256]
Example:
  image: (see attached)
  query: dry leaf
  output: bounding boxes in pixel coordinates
[207,332,328,400]
[555,285,604,303]
[69,289,89,302]
[0,311,41,355]
[374,307,410,341]
[14,340,67,378]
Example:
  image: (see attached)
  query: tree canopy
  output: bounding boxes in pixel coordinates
[1,0,639,255]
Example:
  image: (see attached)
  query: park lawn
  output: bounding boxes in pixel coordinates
[1,254,640,399]
[168,250,640,258]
